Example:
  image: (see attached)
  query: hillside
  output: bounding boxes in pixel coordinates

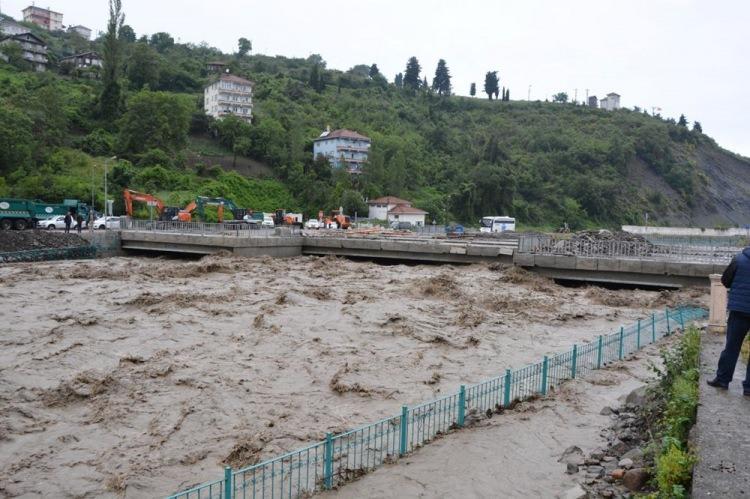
[1,17,748,227]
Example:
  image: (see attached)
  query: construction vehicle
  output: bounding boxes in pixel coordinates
[323,209,351,229]
[123,189,168,219]
[177,197,243,223]
[273,209,303,228]
[0,197,90,230]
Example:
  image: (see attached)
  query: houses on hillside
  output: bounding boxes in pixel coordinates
[0,32,48,71]
[60,51,102,69]
[68,25,91,40]
[367,196,428,227]
[203,73,254,122]
[599,93,621,111]
[313,127,371,172]
[0,18,29,36]
[22,5,63,31]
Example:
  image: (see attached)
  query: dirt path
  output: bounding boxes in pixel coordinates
[0,254,705,497]
[328,339,674,499]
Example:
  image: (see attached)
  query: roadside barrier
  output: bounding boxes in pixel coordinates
[168,306,707,499]
[0,245,96,263]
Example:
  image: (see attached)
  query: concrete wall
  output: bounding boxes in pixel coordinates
[623,225,750,237]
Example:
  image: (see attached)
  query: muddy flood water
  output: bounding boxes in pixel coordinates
[0,254,707,497]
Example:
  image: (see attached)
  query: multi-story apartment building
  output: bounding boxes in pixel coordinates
[599,92,621,111]
[312,127,371,172]
[203,73,253,122]
[22,5,63,31]
[68,25,92,40]
[0,32,48,71]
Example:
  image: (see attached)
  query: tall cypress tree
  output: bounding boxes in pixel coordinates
[100,0,124,120]
[394,73,403,88]
[431,59,452,96]
[403,57,421,90]
[484,71,499,100]
[470,82,476,96]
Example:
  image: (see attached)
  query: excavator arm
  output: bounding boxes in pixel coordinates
[123,189,165,216]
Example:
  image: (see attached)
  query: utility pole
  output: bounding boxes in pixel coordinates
[527,85,531,101]
[574,88,578,104]
[585,89,589,104]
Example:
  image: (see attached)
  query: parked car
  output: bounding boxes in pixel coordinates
[304,219,321,229]
[37,215,86,230]
[261,216,275,228]
[390,221,413,230]
[93,216,120,230]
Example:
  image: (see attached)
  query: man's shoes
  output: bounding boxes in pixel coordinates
[744,389,750,397]
[707,378,729,389]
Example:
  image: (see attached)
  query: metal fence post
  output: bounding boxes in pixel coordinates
[665,308,671,335]
[636,319,641,350]
[224,466,233,499]
[324,432,333,489]
[618,326,624,360]
[652,313,656,343]
[457,385,466,427]
[678,307,685,330]
[399,405,409,456]
[571,345,578,379]
[503,369,512,407]
[541,356,549,396]
[596,335,603,369]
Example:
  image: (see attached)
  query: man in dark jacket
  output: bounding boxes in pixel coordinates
[64,212,72,234]
[708,247,750,396]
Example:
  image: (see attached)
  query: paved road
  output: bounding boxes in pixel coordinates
[693,331,750,498]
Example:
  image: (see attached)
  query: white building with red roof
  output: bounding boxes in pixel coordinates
[204,73,253,122]
[313,127,371,172]
[367,196,428,227]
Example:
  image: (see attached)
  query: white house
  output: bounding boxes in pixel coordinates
[313,127,371,172]
[204,73,253,122]
[68,25,92,40]
[0,19,29,36]
[22,5,63,31]
[599,92,621,111]
[367,196,428,226]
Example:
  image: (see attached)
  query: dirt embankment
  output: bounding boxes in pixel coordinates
[0,231,89,253]
[0,254,708,498]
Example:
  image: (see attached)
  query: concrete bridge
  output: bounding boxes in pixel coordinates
[115,222,736,288]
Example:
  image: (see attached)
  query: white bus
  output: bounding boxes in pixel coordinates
[480,216,516,233]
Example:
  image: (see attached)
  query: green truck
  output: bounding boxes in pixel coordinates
[0,198,91,230]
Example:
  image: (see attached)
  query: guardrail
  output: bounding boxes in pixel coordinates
[0,245,97,263]
[167,306,707,499]
[120,219,301,238]
[518,234,737,263]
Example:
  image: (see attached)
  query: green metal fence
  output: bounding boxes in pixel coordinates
[167,306,707,499]
[0,245,96,264]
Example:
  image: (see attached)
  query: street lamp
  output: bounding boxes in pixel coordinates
[101,156,117,231]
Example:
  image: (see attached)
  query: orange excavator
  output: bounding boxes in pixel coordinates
[176,197,240,222]
[323,209,351,229]
[123,189,166,217]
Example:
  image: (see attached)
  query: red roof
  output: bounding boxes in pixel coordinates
[368,196,411,206]
[218,74,253,86]
[314,129,371,142]
[388,205,428,215]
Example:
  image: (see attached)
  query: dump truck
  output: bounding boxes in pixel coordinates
[0,198,90,230]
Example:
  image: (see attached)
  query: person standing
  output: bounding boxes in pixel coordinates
[708,246,750,396]
[76,213,84,234]
[64,212,72,234]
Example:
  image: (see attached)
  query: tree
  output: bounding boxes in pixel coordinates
[678,114,688,127]
[119,24,136,43]
[237,37,252,58]
[0,106,34,172]
[149,32,174,53]
[431,59,452,96]
[126,42,160,89]
[100,0,125,120]
[552,92,568,103]
[117,90,193,156]
[394,72,403,88]
[504,88,510,101]
[0,42,30,70]
[470,82,476,96]
[403,56,421,90]
[422,76,429,90]
[309,63,324,92]
[693,121,703,133]
[368,64,379,78]
[484,71,499,100]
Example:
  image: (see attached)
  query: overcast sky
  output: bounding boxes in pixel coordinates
[4,0,749,156]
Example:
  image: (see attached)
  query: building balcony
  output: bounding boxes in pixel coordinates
[336,145,370,153]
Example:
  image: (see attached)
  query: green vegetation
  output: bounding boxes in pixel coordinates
[0,6,724,224]
[647,326,701,499]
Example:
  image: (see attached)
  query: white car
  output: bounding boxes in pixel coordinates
[37,215,87,230]
[261,216,275,228]
[93,216,120,230]
[304,219,321,229]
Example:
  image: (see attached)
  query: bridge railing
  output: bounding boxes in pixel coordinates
[518,234,736,263]
[120,219,301,238]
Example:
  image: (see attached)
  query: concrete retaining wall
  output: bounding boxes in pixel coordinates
[623,225,750,237]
